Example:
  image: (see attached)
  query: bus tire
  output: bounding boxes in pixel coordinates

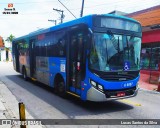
[22,67,28,81]
[58,81,66,97]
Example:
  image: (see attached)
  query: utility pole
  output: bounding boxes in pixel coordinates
[53,8,64,24]
[48,19,57,25]
[80,0,85,17]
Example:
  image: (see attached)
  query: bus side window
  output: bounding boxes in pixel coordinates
[18,39,28,56]
[51,31,66,57]
[58,39,66,56]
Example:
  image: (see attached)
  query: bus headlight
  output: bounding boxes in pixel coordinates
[90,79,104,92]
[90,80,96,87]
[98,84,103,91]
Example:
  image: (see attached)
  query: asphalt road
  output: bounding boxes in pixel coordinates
[0,62,159,128]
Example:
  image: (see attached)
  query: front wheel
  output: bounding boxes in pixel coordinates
[22,68,28,81]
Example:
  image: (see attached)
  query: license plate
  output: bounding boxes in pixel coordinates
[117,92,126,97]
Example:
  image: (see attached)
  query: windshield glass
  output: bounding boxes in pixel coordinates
[89,32,141,72]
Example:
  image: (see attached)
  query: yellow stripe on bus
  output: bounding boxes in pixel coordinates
[66,91,80,98]
[31,78,37,81]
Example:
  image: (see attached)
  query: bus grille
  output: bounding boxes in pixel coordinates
[99,73,138,81]
[90,69,139,82]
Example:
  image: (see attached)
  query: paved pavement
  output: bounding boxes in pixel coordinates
[0,76,44,128]
[0,61,159,128]
[139,71,160,91]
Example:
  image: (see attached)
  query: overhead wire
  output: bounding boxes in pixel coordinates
[0,0,159,13]
[0,0,158,11]
[0,0,159,23]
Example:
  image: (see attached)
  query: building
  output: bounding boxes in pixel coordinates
[127,5,160,72]
[0,36,12,61]
[0,36,5,61]
[0,36,4,47]
[109,10,127,16]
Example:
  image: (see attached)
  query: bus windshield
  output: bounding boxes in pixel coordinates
[89,32,141,72]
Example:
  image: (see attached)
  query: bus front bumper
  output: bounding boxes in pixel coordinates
[86,86,139,102]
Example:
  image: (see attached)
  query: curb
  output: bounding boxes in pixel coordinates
[0,81,44,128]
[139,88,160,94]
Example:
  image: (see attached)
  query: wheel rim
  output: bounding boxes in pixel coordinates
[58,82,64,93]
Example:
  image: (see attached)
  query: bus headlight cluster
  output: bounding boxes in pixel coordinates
[90,79,104,92]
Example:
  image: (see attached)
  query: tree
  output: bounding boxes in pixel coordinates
[5,34,15,43]
[5,34,15,48]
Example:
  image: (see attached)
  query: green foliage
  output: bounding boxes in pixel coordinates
[5,34,15,42]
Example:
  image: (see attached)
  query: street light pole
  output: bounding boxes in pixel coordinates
[61,10,64,24]
[48,20,57,25]
[53,8,64,24]
[80,0,85,17]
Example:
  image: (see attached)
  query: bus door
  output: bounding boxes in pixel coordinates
[67,25,87,94]
[29,39,36,78]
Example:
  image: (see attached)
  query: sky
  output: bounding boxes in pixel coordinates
[0,0,160,39]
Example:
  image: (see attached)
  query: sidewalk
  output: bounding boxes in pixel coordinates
[0,81,44,128]
[139,71,160,91]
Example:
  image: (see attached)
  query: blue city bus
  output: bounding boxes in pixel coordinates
[12,14,142,101]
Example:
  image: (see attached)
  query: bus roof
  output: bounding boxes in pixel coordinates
[13,14,139,41]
